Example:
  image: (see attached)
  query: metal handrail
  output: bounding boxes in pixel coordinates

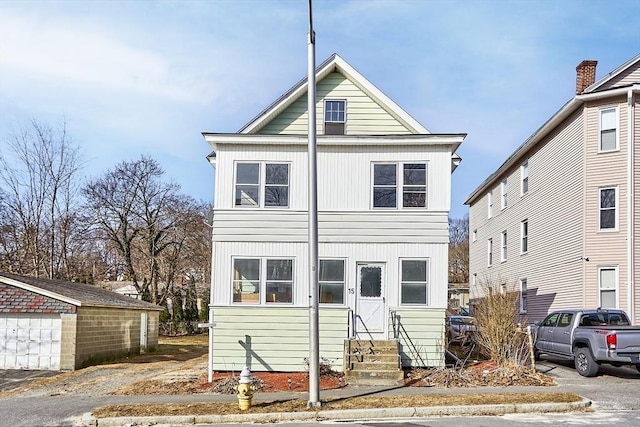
[390,311,427,367]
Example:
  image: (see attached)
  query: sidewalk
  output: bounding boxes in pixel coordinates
[84,383,591,426]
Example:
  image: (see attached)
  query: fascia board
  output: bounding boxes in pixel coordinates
[0,276,82,307]
[464,85,639,205]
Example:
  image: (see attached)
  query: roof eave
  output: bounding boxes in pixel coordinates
[0,276,82,306]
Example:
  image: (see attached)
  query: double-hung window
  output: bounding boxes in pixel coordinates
[232,258,294,304]
[235,162,289,208]
[487,190,493,218]
[599,107,618,152]
[521,219,528,254]
[520,278,528,314]
[500,230,507,262]
[599,266,617,308]
[501,179,507,209]
[400,259,429,305]
[324,100,346,135]
[599,187,617,230]
[521,160,529,195]
[372,162,427,208]
[319,259,345,304]
[487,238,493,267]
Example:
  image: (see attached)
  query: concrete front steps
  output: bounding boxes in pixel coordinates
[344,339,404,386]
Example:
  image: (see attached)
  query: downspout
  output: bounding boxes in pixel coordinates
[627,88,636,323]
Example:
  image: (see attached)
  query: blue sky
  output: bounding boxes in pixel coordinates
[1,0,638,218]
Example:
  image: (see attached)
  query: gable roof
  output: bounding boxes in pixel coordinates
[465,54,640,205]
[239,53,430,135]
[0,272,162,310]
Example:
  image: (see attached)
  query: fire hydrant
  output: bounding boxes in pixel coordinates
[236,366,253,410]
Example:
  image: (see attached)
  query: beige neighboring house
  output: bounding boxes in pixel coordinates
[0,272,161,370]
[203,53,466,375]
[465,55,640,324]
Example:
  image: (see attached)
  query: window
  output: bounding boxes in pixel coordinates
[472,229,477,242]
[501,179,507,209]
[521,219,528,254]
[541,313,559,327]
[521,161,529,195]
[501,231,507,262]
[324,100,346,135]
[487,238,493,266]
[599,187,617,230]
[599,267,617,308]
[519,278,527,314]
[557,313,574,328]
[400,259,428,304]
[372,162,427,208]
[319,259,345,304]
[235,162,289,208]
[600,108,618,152]
[487,190,493,218]
[232,258,293,304]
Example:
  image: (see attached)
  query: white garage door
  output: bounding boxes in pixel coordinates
[0,314,62,370]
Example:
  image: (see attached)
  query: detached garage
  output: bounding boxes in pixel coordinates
[0,272,162,371]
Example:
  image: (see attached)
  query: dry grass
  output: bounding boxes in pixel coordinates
[92,392,583,418]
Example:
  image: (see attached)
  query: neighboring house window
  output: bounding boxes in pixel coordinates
[521,219,528,254]
[599,266,617,308]
[521,160,529,195]
[501,179,507,209]
[472,229,477,242]
[472,273,477,287]
[319,259,345,304]
[599,187,617,230]
[501,230,507,262]
[400,259,428,304]
[235,162,290,208]
[520,278,528,314]
[487,190,493,218]
[232,258,294,304]
[487,238,493,266]
[599,107,618,152]
[372,162,427,208]
[324,99,346,135]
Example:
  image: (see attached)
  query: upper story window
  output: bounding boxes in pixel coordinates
[521,160,529,195]
[319,259,345,304]
[400,259,429,305]
[487,238,493,267]
[599,107,618,152]
[372,162,427,209]
[501,179,508,209]
[324,100,346,135]
[472,229,477,242]
[599,187,618,230]
[487,190,493,218]
[521,219,528,254]
[500,230,507,262]
[235,162,289,208]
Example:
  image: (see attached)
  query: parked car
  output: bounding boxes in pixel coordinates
[531,308,640,377]
[446,315,476,343]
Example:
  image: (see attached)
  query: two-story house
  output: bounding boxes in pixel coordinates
[465,55,639,324]
[203,54,465,378]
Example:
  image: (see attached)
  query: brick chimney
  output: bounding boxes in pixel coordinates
[575,60,598,94]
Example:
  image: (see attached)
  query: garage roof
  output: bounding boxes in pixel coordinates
[0,273,162,310]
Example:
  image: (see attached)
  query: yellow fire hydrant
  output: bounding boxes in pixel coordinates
[236,366,253,410]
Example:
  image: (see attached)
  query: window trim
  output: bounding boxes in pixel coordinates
[519,278,527,314]
[500,230,507,262]
[318,258,346,305]
[324,99,347,135]
[599,107,619,153]
[234,161,290,209]
[598,266,618,309]
[501,179,507,210]
[487,190,493,218]
[371,162,428,209]
[521,160,529,196]
[520,219,528,254]
[399,258,429,306]
[487,238,493,267]
[231,257,295,305]
[598,186,618,231]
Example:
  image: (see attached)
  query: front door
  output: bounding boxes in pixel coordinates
[355,263,386,336]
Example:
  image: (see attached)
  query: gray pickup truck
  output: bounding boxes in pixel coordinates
[533,309,640,377]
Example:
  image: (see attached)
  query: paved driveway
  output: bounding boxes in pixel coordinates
[0,369,58,392]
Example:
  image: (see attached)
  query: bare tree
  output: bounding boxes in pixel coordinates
[0,119,84,278]
[448,215,469,284]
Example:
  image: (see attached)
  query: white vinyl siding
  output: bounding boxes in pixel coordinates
[259,72,411,135]
[599,267,618,309]
[599,107,618,152]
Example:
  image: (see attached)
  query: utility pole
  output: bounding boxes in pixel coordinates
[307,0,321,408]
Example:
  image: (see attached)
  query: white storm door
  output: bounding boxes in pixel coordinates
[355,263,386,334]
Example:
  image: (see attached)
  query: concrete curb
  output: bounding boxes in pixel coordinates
[90,398,591,426]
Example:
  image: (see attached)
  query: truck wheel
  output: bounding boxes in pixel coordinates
[574,347,599,377]
[636,364,640,374]
[533,349,541,361]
